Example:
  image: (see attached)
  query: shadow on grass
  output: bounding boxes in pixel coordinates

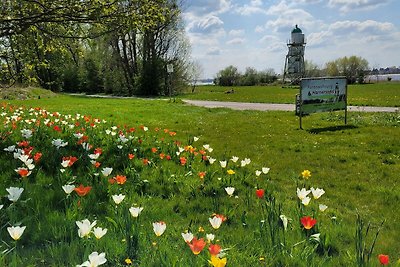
[307,124,358,134]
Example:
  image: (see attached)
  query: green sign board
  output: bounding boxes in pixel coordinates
[297,77,347,129]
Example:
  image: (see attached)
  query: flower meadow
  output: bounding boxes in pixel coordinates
[0,103,391,266]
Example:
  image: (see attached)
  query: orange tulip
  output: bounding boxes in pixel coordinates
[188,237,206,255]
[209,244,221,256]
[74,184,92,197]
[115,175,127,185]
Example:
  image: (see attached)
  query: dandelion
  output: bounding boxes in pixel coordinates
[319,204,328,212]
[62,184,76,194]
[300,216,317,230]
[153,221,166,236]
[112,194,125,205]
[224,187,235,197]
[76,251,107,267]
[301,169,311,179]
[93,227,107,239]
[7,225,26,240]
[129,206,144,218]
[227,169,235,175]
[181,231,194,243]
[125,258,133,265]
[6,187,24,202]
[188,237,206,255]
[76,219,97,238]
[311,187,325,199]
[209,216,223,229]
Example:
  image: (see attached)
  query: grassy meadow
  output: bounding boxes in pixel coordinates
[0,88,399,266]
[182,82,400,107]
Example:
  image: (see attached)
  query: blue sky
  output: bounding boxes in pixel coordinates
[182,0,400,79]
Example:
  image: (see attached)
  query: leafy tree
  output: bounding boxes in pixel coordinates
[325,56,369,84]
[215,65,241,86]
[304,60,323,78]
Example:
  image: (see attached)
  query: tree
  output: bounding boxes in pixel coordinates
[304,60,323,78]
[325,56,369,84]
[215,65,241,86]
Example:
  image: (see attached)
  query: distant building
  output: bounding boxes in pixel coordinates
[283,25,306,84]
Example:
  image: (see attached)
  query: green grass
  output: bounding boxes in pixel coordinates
[1,95,399,266]
[0,86,57,100]
[181,82,400,107]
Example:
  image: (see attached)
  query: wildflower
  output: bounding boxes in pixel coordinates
[153,221,166,236]
[182,231,194,243]
[74,184,92,197]
[62,184,76,194]
[61,156,78,167]
[15,167,32,177]
[180,157,187,165]
[33,152,42,162]
[76,219,97,238]
[76,251,107,267]
[198,226,205,232]
[280,215,289,230]
[101,167,113,177]
[319,204,328,212]
[226,169,235,175]
[206,233,215,243]
[88,153,100,160]
[4,145,16,152]
[21,129,33,139]
[224,187,235,197]
[219,161,227,168]
[311,187,325,199]
[231,156,239,162]
[255,170,262,176]
[198,172,206,179]
[262,167,270,174]
[209,244,222,256]
[301,169,311,179]
[93,227,107,239]
[301,196,311,206]
[51,138,68,149]
[188,237,207,256]
[6,187,24,202]
[128,153,135,160]
[129,206,144,218]
[112,194,125,205]
[209,256,227,267]
[297,188,311,200]
[125,258,132,265]
[203,144,213,152]
[114,175,127,185]
[256,189,265,199]
[378,254,389,265]
[209,216,223,229]
[241,158,251,167]
[300,216,317,230]
[7,226,26,240]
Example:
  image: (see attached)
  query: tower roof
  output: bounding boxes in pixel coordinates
[291,25,302,33]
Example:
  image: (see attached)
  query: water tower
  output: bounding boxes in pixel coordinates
[283,25,306,84]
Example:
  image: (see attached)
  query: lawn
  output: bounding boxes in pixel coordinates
[0,94,399,266]
[181,82,400,107]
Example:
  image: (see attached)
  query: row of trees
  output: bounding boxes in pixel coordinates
[214,66,278,86]
[0,0,198,96]
[215,56,369,86]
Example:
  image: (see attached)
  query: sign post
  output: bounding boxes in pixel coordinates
[297,77,347,129]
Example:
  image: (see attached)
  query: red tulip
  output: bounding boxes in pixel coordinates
[209,244,221,256]
[188,237,206,255]
[300,216,317,230]
[256,189,265,199]
[378,254,389,265]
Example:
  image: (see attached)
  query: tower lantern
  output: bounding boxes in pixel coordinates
[283,25,306,84]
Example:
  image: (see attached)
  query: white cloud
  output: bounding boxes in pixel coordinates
[229,29,245,37]
[328,0,390,13]
[329,20,395,35]
[255,25,264,33]
[206,47,221,55]
[226,38,245,45]
[185,0,231,17]
[187,15,224,34]
[235,5,266,16]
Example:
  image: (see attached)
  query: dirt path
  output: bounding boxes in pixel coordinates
[183,100,399,113]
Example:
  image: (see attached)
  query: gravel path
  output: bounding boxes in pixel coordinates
[183,100,399,113]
